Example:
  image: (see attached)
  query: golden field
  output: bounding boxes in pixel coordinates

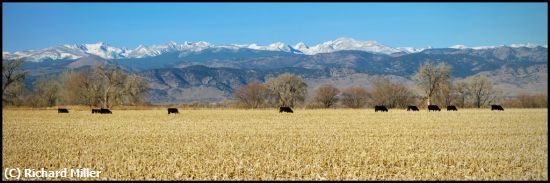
[2,108,548,180]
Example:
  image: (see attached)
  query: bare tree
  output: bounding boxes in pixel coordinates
[412,61,451,106]
[503,93,548,108]
[433,80,454,106]
[467,74,497,108]
[61,65,148,108]
[53,71,73,106]
[453,79,469,108]
[7,81,25,106]
[265,73,308,108]
[28,77,61,107]
[533,93,548,108]
[120,74,149,106]
[62,69,101,107]
[369,76,415,108]
[313,84,340,108]
[2,59,27,105]
[233,82,269,109]
[93,64,127,108]
[341,86,369,108]
[516,93,538,108]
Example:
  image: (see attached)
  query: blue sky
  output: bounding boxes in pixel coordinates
[2,3,548,52]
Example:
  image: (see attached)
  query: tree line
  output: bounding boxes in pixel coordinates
[233,62,547,109]
[2,60,547,108]
[2,60,148,108]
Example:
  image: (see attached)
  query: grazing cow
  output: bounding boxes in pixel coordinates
[92,109,101,114]
[491,105,504,111]
[407,106,419,111]
[279,106,293,113]
[447,106,458,111]
[168,108,179,114]
[58,108,69,113]
[100,108,112,114]
[374,105,388,112]
[428,105,441,112]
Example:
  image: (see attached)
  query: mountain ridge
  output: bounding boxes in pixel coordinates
[4,37,548,62]
[13,46,547,104]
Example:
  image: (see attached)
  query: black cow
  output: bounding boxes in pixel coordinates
[428,105,441,112]
[407,106,419,111]
[491,105,504,111]
[58,108,69,113]
[374,105,388,112]
[92,109,101,114]
[100,108,112,114]
[447,106,458,111]
[279,106,293,113]
[168,108,179,114]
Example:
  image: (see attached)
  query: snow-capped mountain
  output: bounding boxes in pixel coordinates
[510,43,547,48]
[293,37,422,55]
[123,41,177,58]
[10,38,547,104]
[2,42,127,61]
[3,38,547,62]
[450,43,548,50]
[239,42,292,52]
[80,42,127,59]
[2,45,88,61]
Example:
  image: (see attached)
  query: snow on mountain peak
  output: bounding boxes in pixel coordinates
[238,42,291,52]
[333,37,361,43]
[4,39,547,62]
[450,43,545,50]
[396,47,427,53]
[510,43,539,48]
[194,41,211,47]
[295,37,406,55]
[124,44,154,58]
[80,42,126,59]
[268,42,291,52]
[450,45,468,49]
[152,42,179,51]
[294,42,309,50]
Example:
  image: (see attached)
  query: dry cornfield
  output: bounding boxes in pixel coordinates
[2,108,548,180]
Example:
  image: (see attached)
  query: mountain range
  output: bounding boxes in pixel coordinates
[6,37,547,62]
[3,38,547,104]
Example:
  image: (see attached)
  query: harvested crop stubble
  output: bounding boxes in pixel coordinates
[2,108,548,180]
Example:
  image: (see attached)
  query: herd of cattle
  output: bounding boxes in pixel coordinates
[58,108,112,114]
[56,105,505,114]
